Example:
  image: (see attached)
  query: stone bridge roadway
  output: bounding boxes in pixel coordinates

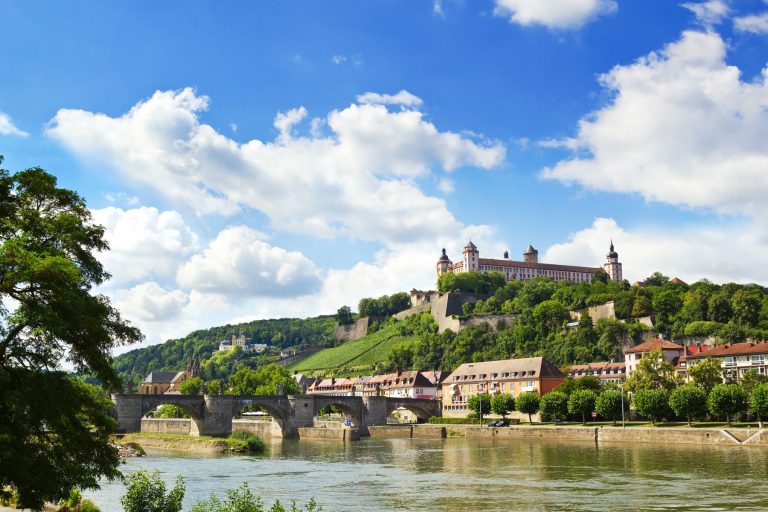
[111,393,440,437]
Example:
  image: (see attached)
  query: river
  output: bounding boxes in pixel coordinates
[87,437,768,511]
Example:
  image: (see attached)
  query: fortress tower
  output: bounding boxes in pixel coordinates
[436,248,452,277]
[603,241,623,282]
[462,241,479,272]
[523,244,538,263]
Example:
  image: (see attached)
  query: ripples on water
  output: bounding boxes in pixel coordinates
[87,438,768,511]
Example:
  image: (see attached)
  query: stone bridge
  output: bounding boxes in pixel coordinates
[111,394,440,437]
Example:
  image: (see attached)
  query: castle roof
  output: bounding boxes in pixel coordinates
[524,244,537,254]
[439,248,450,261]
[464,240,477,250]
[607,240,618,258]
[478,257,602,274]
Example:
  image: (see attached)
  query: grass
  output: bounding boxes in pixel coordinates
[288,323,413,373]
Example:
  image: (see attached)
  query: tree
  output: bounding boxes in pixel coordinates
[467,394,492,422]
[687,358,723,394]
[631,295,653,317]
[624,349,682,392]
[707,384,748,427]
[708,293,732,324]
[568,389,597,425]
[740,369,768,394]
[516,392,540,424]
[121,470,184,512]
[228,364,300,396]
[731,290,761,326]
[387,342,414,371]
[180,376,204,395]
[633,389,670,425]
[532,300,569,334]
[206,379,224,395]
[539,391,568,424]
[490,393,515,419]
[668,385,707,426]
[750,383,768,428]
[335,305,354,325]
[595,389,625,426]
[0,162,143,509]
[153,404,190,419]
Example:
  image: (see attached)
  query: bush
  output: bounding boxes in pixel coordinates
[55,488,101,512]
[120,470,185,512]
[226,432,266,453]
[427,416,477,424]
[191,482,320,512]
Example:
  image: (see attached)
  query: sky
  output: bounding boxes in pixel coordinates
[2,0,768,351]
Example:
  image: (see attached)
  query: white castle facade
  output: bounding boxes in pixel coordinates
[436,241,623,283]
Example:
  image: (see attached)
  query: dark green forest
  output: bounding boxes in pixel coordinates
[113,315,337,386]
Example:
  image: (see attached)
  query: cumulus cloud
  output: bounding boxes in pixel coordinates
[438,178,455,194]
[0,112,28,137]
[494,0,617,29]
[545,217,768,285]
[541,30,768,219]
[734,12,768,34]
[682,0,729,27]
[48,89,504,245]
[176,226,322,297]
[356,90,423,107]
[115,282,190,323]
[92,206,198,285]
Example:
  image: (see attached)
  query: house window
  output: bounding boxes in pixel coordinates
[469,384,473,393]
[724,357,736,367]
[751,355,765,365]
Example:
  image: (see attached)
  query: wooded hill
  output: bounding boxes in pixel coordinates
[113,315,337,387]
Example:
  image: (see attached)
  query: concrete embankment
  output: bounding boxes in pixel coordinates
[387,424,768,447]
[119,433,230,453]
[298,427,360,441]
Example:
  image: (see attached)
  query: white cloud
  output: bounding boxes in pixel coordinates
[176,225,322,297]
[541,30,768,219]
[92,206,199,285]
[48,89,504,246]
[682,0,729,27]
[545,217,768,285]
[0,112,28,137]
[355,90,424,107]
[438,178,455,194]
[433,0,444,16]
[734,12,768,34]
[331,55,347,64]
[115,282,190,323]
[103,192,140,206]
[494,0,617,29]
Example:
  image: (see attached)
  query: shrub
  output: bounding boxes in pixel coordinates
[191,482,320,512]
[227,432,266,453]
[120,470,185,512]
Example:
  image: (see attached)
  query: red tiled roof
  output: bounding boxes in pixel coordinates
[687,341,768,359]
[624,338,685,354]
[478,258,601,274]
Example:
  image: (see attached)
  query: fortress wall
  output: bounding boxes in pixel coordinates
[332,316,380,342]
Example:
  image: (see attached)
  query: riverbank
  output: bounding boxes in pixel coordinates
[117,433,231,454]
[367,424,768,446]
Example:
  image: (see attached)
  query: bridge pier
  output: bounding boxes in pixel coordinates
[363,396,389,427]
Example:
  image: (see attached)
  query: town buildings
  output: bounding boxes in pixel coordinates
[139,358,201,395]
[623,338,688,375]
[568,361,626,384]
[305,371,445,399]
[686,341,768,381]
[218,332,268,353]
[441,357,565,418]
[436,240,622,283]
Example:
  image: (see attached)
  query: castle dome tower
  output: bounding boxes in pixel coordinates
[462,240,479,272]
[603,240,623,281]
[436,248,452,279]
[523,243,538,263]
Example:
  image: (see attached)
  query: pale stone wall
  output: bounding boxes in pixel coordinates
[392,303,432,320]
[332,316,379,342]
[460,314,516,331]
[232,419,282,438]
[140,418,191,435]
[297,427,360,441]
[571,301,616,322]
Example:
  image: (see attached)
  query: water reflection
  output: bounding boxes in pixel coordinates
[88,438,768,511]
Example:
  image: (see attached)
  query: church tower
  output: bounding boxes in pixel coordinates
[436,248,452,279]
[462,241,479,272]
[603,240,623,281]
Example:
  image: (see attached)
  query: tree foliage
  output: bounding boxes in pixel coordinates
[227,364,300,395]
[687,358,722,394]
[750,383,768,428]
[191,482,320,512]
[0,162,143,509]
[437,271,507,295]
[358,292,411,318]
[568,389,597,424]
[490,393,515,419]
[668,385,707,426]
[633,389,670,425]
[540,391,568,424]
[335,306,354,326]
[467,393,492,421]
[516,392,540,424]
[625,349,682,392]
[595,389,626,425]
[707,384,748,426]
[120,470,184,512]
[180,376,204,395]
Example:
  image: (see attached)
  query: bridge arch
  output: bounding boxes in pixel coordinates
[138,395,205,435]
[311,396,364,428]
[232,397,291,437]
[385,398,438,423]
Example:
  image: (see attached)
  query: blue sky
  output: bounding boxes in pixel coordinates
[2,0,768,349]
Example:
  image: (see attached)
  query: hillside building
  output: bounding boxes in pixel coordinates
[139,358,200,395]
[218,332,268,353]
[436,240,622,283]
[568,361,626,384]
[686,341,768,381]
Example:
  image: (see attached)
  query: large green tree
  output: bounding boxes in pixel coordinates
[624,349,682,392]
[707,384,748,427]
[0,161,142,510]
[490,393,515,420]
[633,389,670,425]
[227,364,300,395]
[668,385,707,426]
[687,358,723,394]
[540,391,569,424]
[516,391,540,424]
[568,389,597,425]
[595,389,625,426]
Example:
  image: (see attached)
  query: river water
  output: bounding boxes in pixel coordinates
[87,437,768,511]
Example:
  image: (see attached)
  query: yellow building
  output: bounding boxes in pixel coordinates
[441,357,565,418]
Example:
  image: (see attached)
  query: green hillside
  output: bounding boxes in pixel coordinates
[114,315,337,386]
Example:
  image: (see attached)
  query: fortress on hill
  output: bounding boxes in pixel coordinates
[436,241,623,283]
